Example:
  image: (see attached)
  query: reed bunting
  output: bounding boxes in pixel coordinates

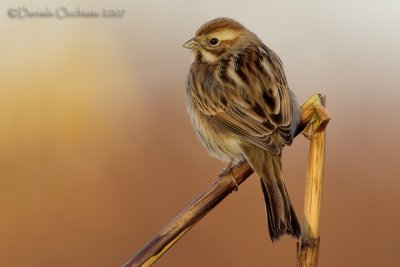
[183,18,301,241]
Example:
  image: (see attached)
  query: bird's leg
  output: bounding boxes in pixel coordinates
[219,159,247,191]
[219,161,235,177]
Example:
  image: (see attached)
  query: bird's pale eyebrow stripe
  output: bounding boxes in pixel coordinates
[209,30,240,41]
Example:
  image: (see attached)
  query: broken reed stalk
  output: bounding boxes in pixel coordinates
[297,96,330,267]
[123,94,330,267]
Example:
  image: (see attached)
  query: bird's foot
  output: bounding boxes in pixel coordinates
[219,160,247,191]
[219,161,235,177]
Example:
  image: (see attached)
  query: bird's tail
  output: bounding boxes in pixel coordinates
[241,145,301,241]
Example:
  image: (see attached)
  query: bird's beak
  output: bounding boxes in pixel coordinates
[183,38,198,49]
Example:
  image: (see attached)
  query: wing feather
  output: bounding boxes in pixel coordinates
[187,44,298,154]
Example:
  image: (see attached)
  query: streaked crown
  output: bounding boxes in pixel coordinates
[195,17,245,36]
[184,18,257,63]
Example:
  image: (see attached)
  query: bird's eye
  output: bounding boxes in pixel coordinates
[209,38,219,45]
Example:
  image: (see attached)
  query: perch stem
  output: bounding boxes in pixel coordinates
[297,96,330,267]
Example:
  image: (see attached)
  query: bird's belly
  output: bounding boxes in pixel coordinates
[203,132,242,162]
[191,113,243,162]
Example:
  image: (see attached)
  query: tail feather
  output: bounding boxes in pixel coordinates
[241,144,301,241]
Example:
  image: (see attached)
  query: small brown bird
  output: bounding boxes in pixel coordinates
[183,17,301,241]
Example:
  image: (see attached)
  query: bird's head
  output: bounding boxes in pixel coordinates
[183,18,256,63]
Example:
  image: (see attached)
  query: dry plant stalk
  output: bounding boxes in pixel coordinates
[297,95,330,267]
[123,94,330,267]
[123,162,254,267]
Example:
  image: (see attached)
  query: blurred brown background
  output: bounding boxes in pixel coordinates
[1,1,400,266]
